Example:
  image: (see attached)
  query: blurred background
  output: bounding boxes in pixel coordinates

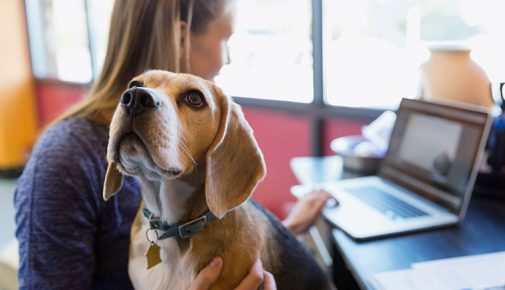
[1,1,505,285]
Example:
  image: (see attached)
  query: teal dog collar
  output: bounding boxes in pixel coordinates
[142,208,216,240]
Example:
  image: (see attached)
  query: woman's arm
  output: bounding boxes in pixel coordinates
[14,121,115,290]
[15,154,100,289]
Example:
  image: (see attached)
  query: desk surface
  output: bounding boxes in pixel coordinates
[291,156,505,290]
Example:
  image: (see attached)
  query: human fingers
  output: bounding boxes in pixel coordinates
[263,270,277,290]
[188,257,223,290]
[297,190,338,232]
[310,189,338,207]
[234,259,264,290]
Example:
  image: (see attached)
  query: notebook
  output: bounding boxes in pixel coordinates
[294,98,492,240]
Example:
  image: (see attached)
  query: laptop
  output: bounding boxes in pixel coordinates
[294,98,492,240]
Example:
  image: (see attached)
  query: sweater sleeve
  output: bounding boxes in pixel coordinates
[14,121,106,290]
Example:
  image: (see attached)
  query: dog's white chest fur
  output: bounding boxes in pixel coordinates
[128,223,197,290]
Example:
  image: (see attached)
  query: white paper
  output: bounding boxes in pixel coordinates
[372,268,450,290]
[413,252,505,289]
[371,251,505,290]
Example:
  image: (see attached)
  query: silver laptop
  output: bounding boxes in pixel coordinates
[300,98,491,240]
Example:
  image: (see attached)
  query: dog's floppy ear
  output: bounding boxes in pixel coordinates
[205,87,266,219]
[103,162,124,201]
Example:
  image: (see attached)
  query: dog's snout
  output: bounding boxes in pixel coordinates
[120,88,160,116]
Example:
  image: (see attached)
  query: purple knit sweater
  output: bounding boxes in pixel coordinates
[14,118,141,289]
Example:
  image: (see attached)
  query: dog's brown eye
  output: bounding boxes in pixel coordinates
[183,90,206,109]
[128,81,143,89]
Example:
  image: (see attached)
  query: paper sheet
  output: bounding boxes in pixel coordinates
[371,251,505,290]
[372,268,448,290]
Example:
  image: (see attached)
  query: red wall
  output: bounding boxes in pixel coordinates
[35,82,86,126]
[242,108,311,218]
[34,82,367,219]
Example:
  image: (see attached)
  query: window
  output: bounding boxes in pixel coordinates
[323,0,505,109]
[25,0,93,83]
[25,0,114,83]
[86,0,115,76]
[215,0,313,103]
[25,0,505,108]
[26,0,313,103]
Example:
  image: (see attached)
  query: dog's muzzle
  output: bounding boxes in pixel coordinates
[120,87,160,116]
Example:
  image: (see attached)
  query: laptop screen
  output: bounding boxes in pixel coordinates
[379,98,491,214]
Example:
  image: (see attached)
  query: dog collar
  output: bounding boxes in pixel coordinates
[142,208,216,240]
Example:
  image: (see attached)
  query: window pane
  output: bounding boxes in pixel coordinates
[215,0,313,103]
[323,0,505,109]
[87,0,114,76]
[26,0,91,83]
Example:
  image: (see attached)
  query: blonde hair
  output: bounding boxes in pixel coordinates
[55,0,230,125]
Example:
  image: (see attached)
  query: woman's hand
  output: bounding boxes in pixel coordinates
[282,189,338,235]
[189,257,276,290]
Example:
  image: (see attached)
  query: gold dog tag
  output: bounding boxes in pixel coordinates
[145,243,161,269]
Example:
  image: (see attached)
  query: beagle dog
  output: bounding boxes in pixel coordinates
[103,70,334,290]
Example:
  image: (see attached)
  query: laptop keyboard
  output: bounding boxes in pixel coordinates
[346,187,428,219]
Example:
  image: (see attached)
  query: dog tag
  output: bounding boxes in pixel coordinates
[145,243,161,269]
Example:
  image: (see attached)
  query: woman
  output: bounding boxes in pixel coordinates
[14,0,332,289]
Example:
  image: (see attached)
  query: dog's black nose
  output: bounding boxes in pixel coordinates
[120,88,160,116]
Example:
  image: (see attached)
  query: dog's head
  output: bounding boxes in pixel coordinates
[103,70,266,218]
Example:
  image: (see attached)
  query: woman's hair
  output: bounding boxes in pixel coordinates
[56,0,231,124]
